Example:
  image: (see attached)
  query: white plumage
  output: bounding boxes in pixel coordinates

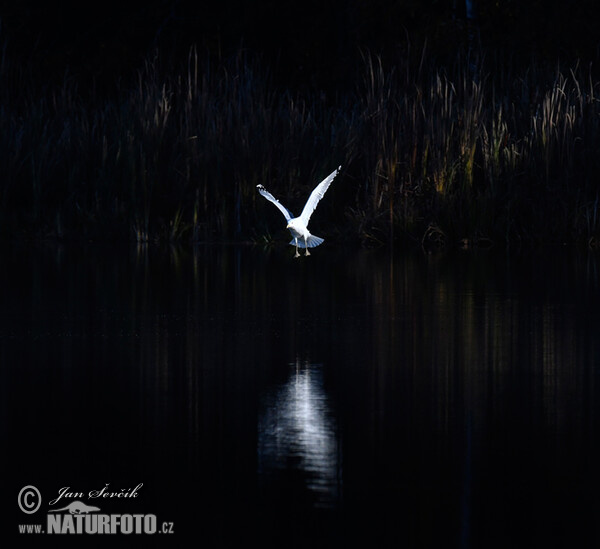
[257,166,341,257]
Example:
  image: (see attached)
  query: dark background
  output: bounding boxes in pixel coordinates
[2,1,600,91]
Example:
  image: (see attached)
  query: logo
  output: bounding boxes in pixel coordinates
[17,483,174,536]
[49,501,101,514]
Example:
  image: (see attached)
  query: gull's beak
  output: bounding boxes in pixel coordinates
[286,223,290,229]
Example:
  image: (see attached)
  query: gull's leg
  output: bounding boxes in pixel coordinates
[294,238,300,258]
[304,236,310,256]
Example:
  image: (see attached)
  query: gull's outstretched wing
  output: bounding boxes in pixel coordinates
[299,166,341,227]
[256,184,293,223]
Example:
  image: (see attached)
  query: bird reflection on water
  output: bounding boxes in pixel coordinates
[257,359,341,509]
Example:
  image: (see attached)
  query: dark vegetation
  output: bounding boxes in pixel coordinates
[1,1,600,247]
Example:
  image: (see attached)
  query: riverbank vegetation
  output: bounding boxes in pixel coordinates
[1,42,599,248]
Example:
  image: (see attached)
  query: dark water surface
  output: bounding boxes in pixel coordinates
[2,244,600,547]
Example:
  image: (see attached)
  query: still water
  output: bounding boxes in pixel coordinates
[2,244,600,547]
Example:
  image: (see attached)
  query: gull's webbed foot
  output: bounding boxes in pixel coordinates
[305,249,311,256]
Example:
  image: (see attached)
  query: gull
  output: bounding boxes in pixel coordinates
[257,166,341,257]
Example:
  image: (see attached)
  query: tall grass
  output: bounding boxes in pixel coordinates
[0,45,599,247]
[351,52,600,247]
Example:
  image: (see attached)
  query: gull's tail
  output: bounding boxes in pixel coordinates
[290,235,324,248]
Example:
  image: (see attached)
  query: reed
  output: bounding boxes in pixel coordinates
[0,45,599,247]
[352,51,600,247]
